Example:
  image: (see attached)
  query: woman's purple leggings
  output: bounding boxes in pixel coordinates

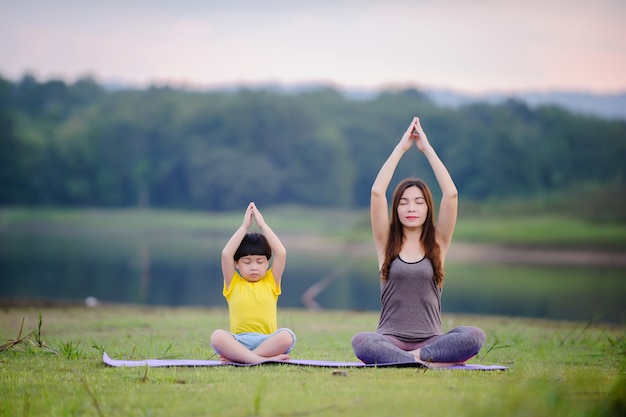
[351,326,486,364]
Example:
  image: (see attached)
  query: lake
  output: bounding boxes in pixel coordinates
[1,233,625,324]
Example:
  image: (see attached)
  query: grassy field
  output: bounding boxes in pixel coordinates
[0,306,624,417]
[1,208,625,416]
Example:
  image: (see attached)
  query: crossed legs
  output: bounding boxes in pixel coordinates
[352,326,486,367]
[210,329,295,364]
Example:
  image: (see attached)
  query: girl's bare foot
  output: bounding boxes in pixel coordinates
[265,353,290,362]
[219,352,290,364]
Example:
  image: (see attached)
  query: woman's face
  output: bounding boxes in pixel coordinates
[236,255,269,282]
[396,186,428,229]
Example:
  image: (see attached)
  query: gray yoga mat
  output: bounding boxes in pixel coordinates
[103,352,508,370]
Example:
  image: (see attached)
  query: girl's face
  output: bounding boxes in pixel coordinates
[236,255,269,282]
[397,186,428,229]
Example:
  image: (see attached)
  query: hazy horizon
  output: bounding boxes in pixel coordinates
[2,0,625,95]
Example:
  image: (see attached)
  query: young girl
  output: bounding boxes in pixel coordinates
[351,117,485,367]
[210,202,296,363]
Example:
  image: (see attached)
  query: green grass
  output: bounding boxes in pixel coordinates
[0,205,365,236]
[2,206,626,250]
[455,214,626,249]
[1,307,624,417]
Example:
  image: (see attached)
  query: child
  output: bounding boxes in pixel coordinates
[351,117,485,367]
[210,202,296,363]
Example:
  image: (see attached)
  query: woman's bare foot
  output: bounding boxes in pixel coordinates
[410,348,466,368]
[417,359,467,368]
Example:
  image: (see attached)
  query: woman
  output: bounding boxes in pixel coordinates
[351,117,485,367]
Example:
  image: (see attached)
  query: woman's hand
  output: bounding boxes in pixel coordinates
[397,117,419,152]
[412,117,432,153]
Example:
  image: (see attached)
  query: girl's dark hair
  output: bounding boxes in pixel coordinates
[381,177,444,288]
[234,233,272,261]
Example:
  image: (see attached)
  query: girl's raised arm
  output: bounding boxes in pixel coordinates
[251,203,287,286]
[221,203,253,287]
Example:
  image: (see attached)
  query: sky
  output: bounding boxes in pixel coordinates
[1,0,625,95]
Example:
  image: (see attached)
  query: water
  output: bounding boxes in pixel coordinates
[1,234,625,323]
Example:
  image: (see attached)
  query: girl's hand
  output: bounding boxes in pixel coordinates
[412,117,431,152]
[242,203,254,229]
[250,202,267,228]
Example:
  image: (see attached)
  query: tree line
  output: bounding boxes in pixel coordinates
[1,74,625,220]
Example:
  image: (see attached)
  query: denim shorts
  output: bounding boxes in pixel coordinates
[231,328,297,353]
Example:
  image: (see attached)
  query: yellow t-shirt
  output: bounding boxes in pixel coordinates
[223,269,281,334]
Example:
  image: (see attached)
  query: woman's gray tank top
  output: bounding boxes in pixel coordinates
[376,256,443,342]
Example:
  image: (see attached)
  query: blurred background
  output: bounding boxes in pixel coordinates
[1,0,625,323]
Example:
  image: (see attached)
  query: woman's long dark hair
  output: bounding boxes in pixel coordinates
[380,177,444,288]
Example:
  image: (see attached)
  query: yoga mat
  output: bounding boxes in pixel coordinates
[103,352,508,370]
